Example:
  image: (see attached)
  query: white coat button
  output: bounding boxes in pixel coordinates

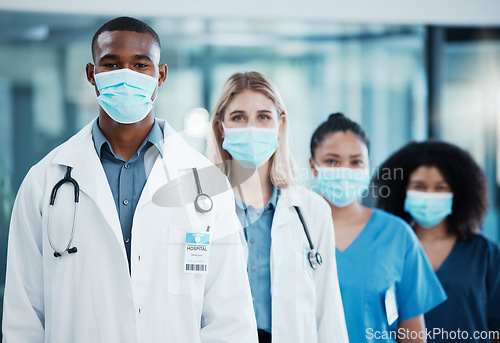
[123,200,129,205]
[250,265,256,271]
[124,237,130,243]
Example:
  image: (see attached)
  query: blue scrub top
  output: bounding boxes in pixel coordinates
[425,234,500,343]
[336,209,447,343]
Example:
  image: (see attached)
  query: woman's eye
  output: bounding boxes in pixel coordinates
[325,160,339,166]
[258,114,270,120]
[232,115,244,121]
[352,160,364,166]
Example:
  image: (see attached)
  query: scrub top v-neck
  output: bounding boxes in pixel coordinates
[336,209,447,343]
[424,234,500,343]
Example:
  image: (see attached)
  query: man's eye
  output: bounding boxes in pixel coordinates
[135,63,148,68]
[103,63,118,68]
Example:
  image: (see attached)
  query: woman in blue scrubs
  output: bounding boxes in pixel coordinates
[373,140,500,343]
[309,113,447,343]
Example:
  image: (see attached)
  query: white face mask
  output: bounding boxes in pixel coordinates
[404,190,454,228]
[94,69,158,124]
[313,164,370,207]
[221,123,279,168]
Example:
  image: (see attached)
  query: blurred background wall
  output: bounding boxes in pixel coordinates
[0,0,499,324]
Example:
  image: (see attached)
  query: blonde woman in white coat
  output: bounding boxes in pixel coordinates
[206,71,349,343]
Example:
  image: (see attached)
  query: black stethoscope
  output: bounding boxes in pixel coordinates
[241,189,323,270]
[293,206,323,270]
[48,166,79,257]
[48,166,214,257]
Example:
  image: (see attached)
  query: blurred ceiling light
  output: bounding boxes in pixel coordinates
[184,107,210,138]
[24,25,49,41]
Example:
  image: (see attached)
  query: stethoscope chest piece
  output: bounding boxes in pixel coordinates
[194,193,213,213]
[192,168,214,214]
[308,251,323,270]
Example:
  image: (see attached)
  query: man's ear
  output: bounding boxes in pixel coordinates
[158,63,167,86]
[86,63,96,86]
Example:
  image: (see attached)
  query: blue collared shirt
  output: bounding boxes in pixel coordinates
[235,187,278,334]
[91,119,164,266]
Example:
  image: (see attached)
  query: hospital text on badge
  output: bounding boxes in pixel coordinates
[184,233,211,273]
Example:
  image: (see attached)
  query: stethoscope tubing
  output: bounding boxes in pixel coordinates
[48,166,79,257]
[48,202,79,257]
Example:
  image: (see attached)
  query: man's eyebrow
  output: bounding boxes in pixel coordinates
[134,54,153,62]
[99,54,120,62]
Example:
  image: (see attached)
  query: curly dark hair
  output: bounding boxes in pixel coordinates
[372,140,488,240]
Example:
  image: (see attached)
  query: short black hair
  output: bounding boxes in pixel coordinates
[310,113,370,159]
[91,16,161,61]
[372,140,488,240]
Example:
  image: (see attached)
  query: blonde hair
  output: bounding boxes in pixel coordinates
[206,71,296,188]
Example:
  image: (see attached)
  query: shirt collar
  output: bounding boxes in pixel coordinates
[91,119,164,159]
[235,186,279,211]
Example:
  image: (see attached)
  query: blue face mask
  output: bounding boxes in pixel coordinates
[94,68,158,124]
[222,124,279,168]
[404,190,453,228]
[314,166,370,207]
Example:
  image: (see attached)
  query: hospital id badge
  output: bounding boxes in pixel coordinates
[385,285,399,326]
[184,233,210,273]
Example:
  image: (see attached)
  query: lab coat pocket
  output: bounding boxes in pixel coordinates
[295,243,316,313]
[166,225,206,299]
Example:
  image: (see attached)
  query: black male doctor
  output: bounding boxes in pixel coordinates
[2,16,258,343]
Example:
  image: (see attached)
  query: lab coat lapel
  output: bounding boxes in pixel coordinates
[52,120,124,256]
[136,122,185,209]
[136,123,202,230]
[135,147,175,228]
[272,187,301,230]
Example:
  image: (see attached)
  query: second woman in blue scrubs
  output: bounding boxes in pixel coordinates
[373,140,500,343]
[206,72,348,343]
[309,113,447,343]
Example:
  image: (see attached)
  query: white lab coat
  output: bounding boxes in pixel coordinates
[2,119,258,343]
[240,186,349,343]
